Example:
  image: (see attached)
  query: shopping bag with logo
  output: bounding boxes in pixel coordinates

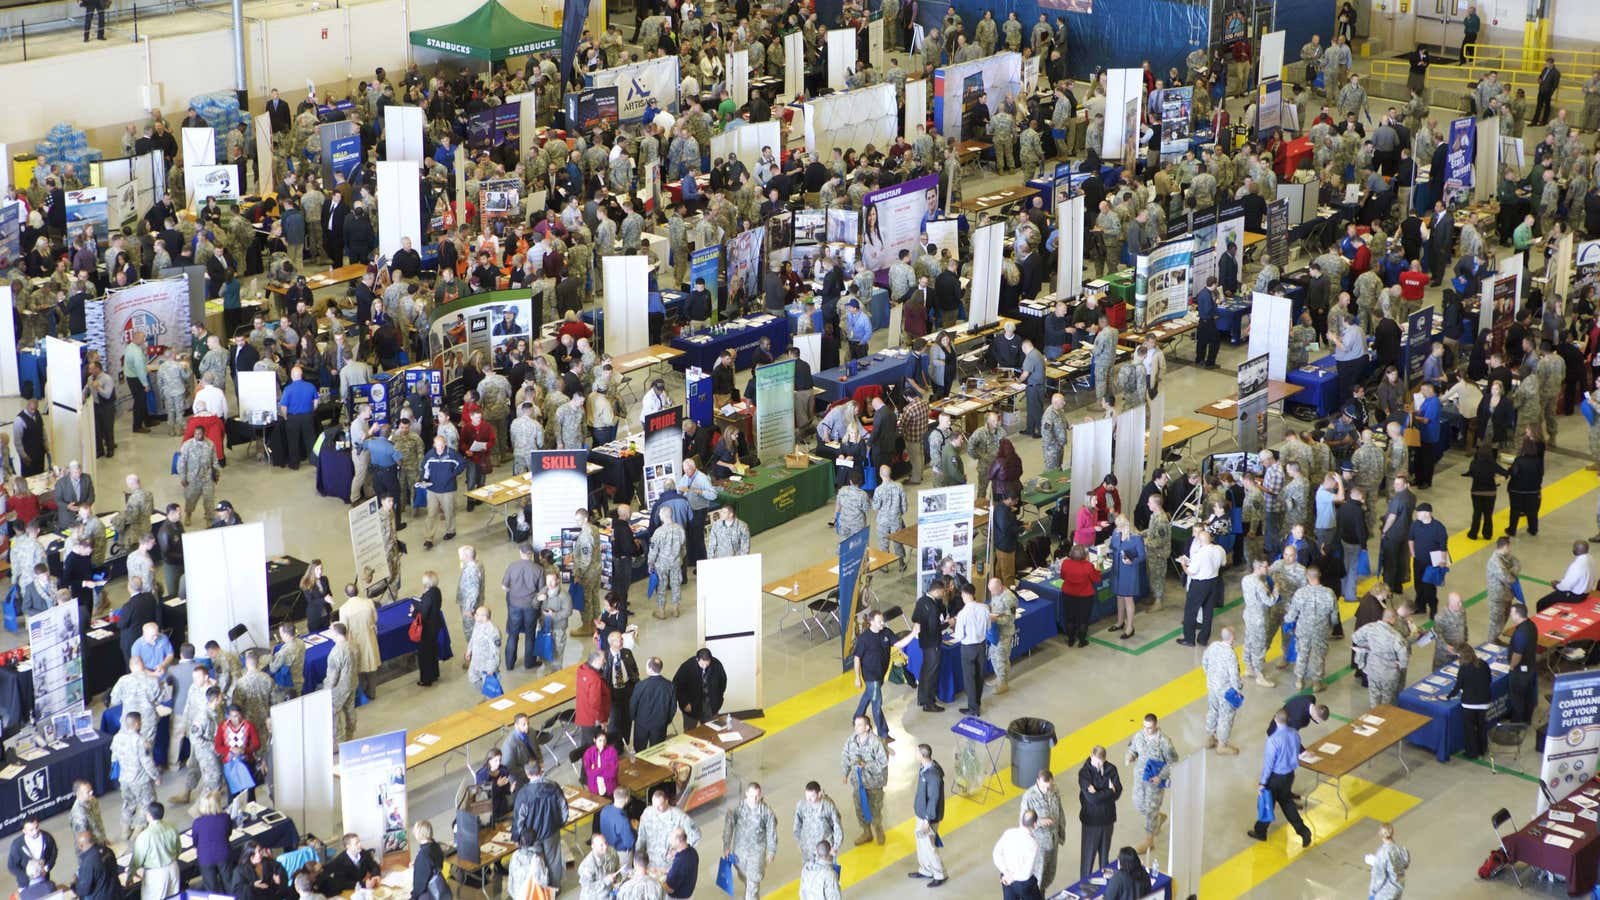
[481,673,504,699]
[1257,787,1275,823]
[223,758,256,795]
[716,856,736,895]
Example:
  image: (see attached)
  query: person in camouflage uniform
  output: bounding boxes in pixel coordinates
[840,717,889,845]
[1350,429,1385,536]
[1536,342,1565,443]
[455,544,485,643]
[988,103,1017,173]
[987,577,1018,693]
[233,650,275,761]
[1143,495,1171,611]
[1431,591,1469,670]
[1125,715,1179,854]
[509,404,542,476]
[1288,313,1317,369]
[1113,358,1147,411]
[1092,319,1119,406]
[1041,394,1069,471]
[1514,370,1544,440]
[1241,558,1279,686]
[478,370,514,460]
[793,784,844,864]
[555,393,587,449]
[110,713,159,839]
[326,625,357,741]
[156,348,193,434]
[110,658,164,733]
[968,411,1005,499]
[648,507,686,619]
[176,432,219,524]
[1201,628,1244,754]
[1285,567,1338,690]
[118,473,155,553]
[1352,608,1410,708]
[836,482,871,538]
[1485,538,1521,641]
[871,466,908,568]
[722,783,779,899]
[68,782,108,847]
[269,622,305,700]
[1019,122,1044,179]
[1282,462,1311,536]
[572,509,603,633]
[1019,769,1067,890]
[707,507,751,559]
[393,418,424,513]
[465,606,503,689]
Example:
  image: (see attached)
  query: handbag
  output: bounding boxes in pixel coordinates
[648,570,660,601]
[1582,396,1596,427]
[271,665,293,689]
[223,758,257,795]
[1356,548,1372,576]
[1421,565,1448,586]
[533,622,556,663]
[408,612,424,642]
[855,766,873,823]
[1511,580,1525,602]
[1257,787,1275,823]
[1224,687,1245,709]
[2,586,17,633]
[716,856,737,896]
[481,673,504,698]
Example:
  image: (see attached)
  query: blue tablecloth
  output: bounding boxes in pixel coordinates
[900,595,1057,703]
[17,350,44,400]
[0,732,112,838]
[812,351,917,402]
[1216,298,1250,345]
[1051,870,1172,900]
[1017,577,1119,625]
[669,315,791,372]
[100,705,179,766]
[1286,357,1341,417]
[1395,641,1511,762]
[316,444,355,501]
[301,598,453,691]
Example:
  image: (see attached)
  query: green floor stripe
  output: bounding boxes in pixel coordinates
[1522,575,1553,586]
[1457,751,1542,783]
[1086,596,1245,655]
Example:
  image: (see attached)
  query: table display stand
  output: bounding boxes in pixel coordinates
[951,716,1007,801]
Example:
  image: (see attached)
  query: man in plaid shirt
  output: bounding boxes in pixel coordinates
[1260,449,1286,558]
[898,385,933,485]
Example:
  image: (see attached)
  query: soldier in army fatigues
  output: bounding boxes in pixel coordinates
[1241,558,1279,686]
[1113,359,1147,411]
[110,713,159,839]
[1431,591,1469,670]
[176,432,219,524]
[1351,430,1386,536]
[233,651,275,763]
[1514,370,1544,441]
[1041,394,1069,471]
[1143,495,1171,611]
[1201,629,1244,754]
[648,508,686,618]
[1019,122,1044,179]
[836,483,871,540]
[509,404,542,475]
[118,474,155,553]
[1125,715,1179,854]
[1353,610,1410,708]
[793,787,844,864]
[269,623,305,700]
[722,784,780,899]
[987,579,1018,693]
[988,103,1017,173]
[156,349,193,434]
[840,718,889,845]
[1536,344,1565,443]
[870,469,908,569]
[1285,568,1339,690]
[707,507,751,559]
[1485,540,1522,641]
[327,627,357,741]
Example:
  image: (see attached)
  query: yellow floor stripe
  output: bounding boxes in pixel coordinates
[753,468,1598,898]
[1199,776,1420,897]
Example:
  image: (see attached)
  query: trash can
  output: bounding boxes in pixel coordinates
[1008,717,1056,788]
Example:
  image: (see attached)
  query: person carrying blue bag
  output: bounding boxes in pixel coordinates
[1407,502,1450,618]
[1202,627,1245,756]
[1248,708,1314,847]
[840,716,890,846]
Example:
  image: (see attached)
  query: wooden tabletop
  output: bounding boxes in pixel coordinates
[888,497,992,547]
[1298,704,1430,779]
[474,666,580,727]
[1243,232,1267,249]
[685,717,767,751]
[611,344,686,375]
[404,666,582,767]
[953,140,992,162]
[957,186,1041,214]
[1155,415,1214,447]
[764,548,899,602]
[266,263,367,295]
[404,709,500,769]
[1194,380,1304,419]
[466,466,603,504]
[931,380,1026,418]
[616,756,675,796]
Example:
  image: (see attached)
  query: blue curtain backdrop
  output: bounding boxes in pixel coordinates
[916,0,1208,81]
[1272,0,1337,69]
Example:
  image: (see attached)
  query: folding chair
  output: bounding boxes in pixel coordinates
[536,710,580,765]
[1487,722,1527,775]
[1489,807,1526,888]
[801,591,840,639]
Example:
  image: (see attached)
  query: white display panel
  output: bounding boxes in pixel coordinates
[827,28,858,91]
[804,84,897,163]
[1068,418,1115,534]
[384,105,426,162]
[696,554,763,714]
[181,127,216,166]
[271,691,336,840]
[237,370,279,423]
[969,223,1004,327]
[602,256,651,357]
[1247,293,1294,382]
[1259,31,1286,85]
[376,161,422,261]
[183,522,270,650]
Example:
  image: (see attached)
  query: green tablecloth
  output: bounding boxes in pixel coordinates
[716,461,836,534]
[1021,470,1072,509]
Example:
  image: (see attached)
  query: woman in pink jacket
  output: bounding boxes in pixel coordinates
[581,731,620,795]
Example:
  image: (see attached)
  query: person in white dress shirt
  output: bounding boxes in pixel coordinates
[1537,540,1595,612]
[993,811,1043,899]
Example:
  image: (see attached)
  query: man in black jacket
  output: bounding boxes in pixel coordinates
[116,581,163,663]
[389,237,422,280]
[343,202,376,265]
[229,335,260,392]
[1336,486,1369,604]
[933,260,963,327]
[315,835,380,895]
[512,764,569,874]
[7,818,56,888]
[265,89,292,133]
[69,833,117,900]
[911,584,947,712]
[628,657,676,751]
[44,180,66,238]
[1076,749,1121,879]
[204,245,236,301]
[671,648,727,729]
[908,744,947,885]
[600,632,640,741]
[685,278,713,329]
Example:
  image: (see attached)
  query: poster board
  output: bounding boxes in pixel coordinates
[904,80,928,142]
[27,602,84,725]
[932,52,1023,142]
[237,370,279,426]
[1475,115,1500,204]
[187,165,240,206]
[754,359,797,459]
[635,732,727,811]
[316,121,359,189]
[182,522,269,651]
[1134,237,1193,328]
[64,188,108,243]
[525,451,589,558]
[915,484,975,595]
[1112,406,1146,517]
[1166,753,1207,892]
[784,32,805,101]
[339,730,409,854]
[1247,293,1294,381]
[270,691,336,840]
[1068,418,1115,533]
[969,222,1004,328]
[590,57,682,122]
[181,127,216,167]
[45,336,92,478]
[1259,30,1286,84]
[1158,86,1194,159]
[1444,116,1475,207]
[1266,199,1290,269]
[1540,671,1600,812]
[0,202,20,273]
[377,161,423,260]
[384,105,426,162]
[1256,78,1282,138]
[1102,68,1142,158]
[253,114,274,196]
[602,256,651,356]
[837,525,872,660]
[0,286,18,397]
[828,28,859,91]
[1237,353,1270,451]
[1482,258,1522,356]
[642,407,683,512]
[348,497,393,586]
[695,554,763,714]
[1574,239,1600,303]
[103,277,191,385]
[727,49,750,107]
[860,174,940,276]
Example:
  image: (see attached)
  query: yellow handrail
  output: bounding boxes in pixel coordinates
[1367,57,1589,106]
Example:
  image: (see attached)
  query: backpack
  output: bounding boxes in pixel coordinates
[428,872,452,900]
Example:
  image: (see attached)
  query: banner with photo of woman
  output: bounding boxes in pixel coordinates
[1134,237,1194,328]
[340,730,409,855]
[1445,117,1476,206]
[861,174,941,275]
[726,227,767,307]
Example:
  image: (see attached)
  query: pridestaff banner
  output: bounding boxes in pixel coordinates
[527,450,590,558]
[916,484,975,595]
[643,407,683,512]
[103,277,192,386]
[340,730,409,855]
[1445,117,1475,206]
[1134,238,1194,328]
[1541,670,1600,812]
[754,359,797,460]
[861,174,940,275]
[591,57,682,123]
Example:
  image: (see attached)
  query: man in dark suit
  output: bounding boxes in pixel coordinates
[1428,139,1448,212]
[1533,57,1561,125]
[44,179,66,238]
[229,335,260,393]
[1427,202,1454,286]
[316,835,380,895]
[933,260,963,327]
[116,583,164,663]
[1304,261,1330,333]
[1135,471,1169,530]
[1017,247,1042,300]
[265,89,292,133]
[911,585,946,712]
[628,656,676,750]
[7,818,57,889]
[52,461,94,529]
[869,395,899,469]
[325,192,347,267]
[1400,209,1424,263]
[203,245,236,301]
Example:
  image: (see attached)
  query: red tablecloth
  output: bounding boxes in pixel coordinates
[1504,776,1600,895]
[1532,594,1600,646]
[1275,136,1312,180]
[665,174,713,204]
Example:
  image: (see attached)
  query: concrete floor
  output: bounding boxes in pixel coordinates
[3,31,1599,900]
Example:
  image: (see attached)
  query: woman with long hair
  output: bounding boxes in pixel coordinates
[1505,427,1546,536]
[1107,516,1146,640]
[987,438,1024,500]
[1476,378,1515,452]
[1058,544,1102,648]
[1103,845,1151,900]
[300,559,332,632]
[1462,443,1509,540]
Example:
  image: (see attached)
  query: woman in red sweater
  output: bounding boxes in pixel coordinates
[215,703,261,800]
[1058,544,1103,648]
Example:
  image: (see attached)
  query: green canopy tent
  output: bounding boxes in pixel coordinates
[409,0,562,61]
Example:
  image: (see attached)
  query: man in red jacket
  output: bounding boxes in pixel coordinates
[576,651,612,746]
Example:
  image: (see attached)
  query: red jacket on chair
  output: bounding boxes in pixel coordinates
[575,663,611,728]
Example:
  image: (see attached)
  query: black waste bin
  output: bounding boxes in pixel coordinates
[1008,717,1056,788]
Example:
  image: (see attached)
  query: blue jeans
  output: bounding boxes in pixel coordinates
[505,605,538,669]
[1341,542,1363,603]
[854,681,889,738]
[1263,510,1284,561]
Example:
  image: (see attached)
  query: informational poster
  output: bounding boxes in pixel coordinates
[1237,354,1269,409]
[915,484,975,595]
[440,295,532,359]
[686,368,713,427]
[1021,55,1041,99]
[1574,239,1600,302]
[1403,307,1435,386]
[353,381,392,426]
[1215,212,1246,283]
[1158,86,1193,159]
[689,246,720,301]
[1134,237,1194,328]
[402,368,444,406]
[340,730,409,854]
[1444,116,1476,206]
[330,135,363,179]
[1483,266,1520,357]
[466,103,521,149]
[1256,78,1282,138]
[1237,353,1270,451]
[27,602,84,726]
[0,201,20,271]
[1121,97,1141,172]
[525,450,590,558]
[826,209,859,244]
[1540,671,1600,812]
[837,526,871,662]
[566,86,620,132]
[1188,207,1219,292]
[64,188,108,243]
[188,165,240,206]
[861,174,941,275]
[590,57,682,122]
[642,407,683,512]
[348,497,392,586]
[1266,199,1290,269]
[102,277,191,384]
[925,219,960,262]
[726,227,767,301]
[754,359,796,460]
[479,178,522,224]
[635,733,727,811]
[237,371,279,426]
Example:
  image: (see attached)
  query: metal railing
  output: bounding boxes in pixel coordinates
[1368,55,1590,108]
